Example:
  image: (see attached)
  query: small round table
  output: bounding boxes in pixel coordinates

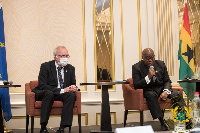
[80,81,129,133]
[0,85,21,88]
[178,79,200,94]
[0,85,21,133]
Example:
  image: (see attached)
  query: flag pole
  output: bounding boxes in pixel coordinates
[0,2,13,133]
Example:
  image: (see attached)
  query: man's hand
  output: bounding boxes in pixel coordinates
[160,91,168,101]
[148,69,155,79]
[63,85,77,93]
[69,85,77,92]
[64,87,70,92]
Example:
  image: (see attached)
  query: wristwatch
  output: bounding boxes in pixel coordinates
[163,89,171,95]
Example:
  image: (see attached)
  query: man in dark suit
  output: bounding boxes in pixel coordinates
[132,48,191,130]
[33,46,77,133]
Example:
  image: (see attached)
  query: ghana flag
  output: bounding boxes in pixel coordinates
[178,2,196,99]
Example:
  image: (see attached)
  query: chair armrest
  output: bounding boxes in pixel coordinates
[122,83,145,110]
[25,83,36,115]
[172,86,183,94]
[75,90,81,114]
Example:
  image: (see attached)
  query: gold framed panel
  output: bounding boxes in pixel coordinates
[125,110,142,123]
[9,91,24,93]
[120,0,125,80]
[94,0,115,91]
[96,112,116,125]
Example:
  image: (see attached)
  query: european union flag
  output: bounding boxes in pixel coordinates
[0,7,12,122]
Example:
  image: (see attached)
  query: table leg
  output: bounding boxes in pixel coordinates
[196,82,200,93]
[101,85,112,131]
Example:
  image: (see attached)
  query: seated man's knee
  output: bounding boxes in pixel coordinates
[171,90,183,98]
[69,92,76,100]
[70,92,76,97]
[144,91,158,99]
[44,90,54,99]
[177,90,182,96]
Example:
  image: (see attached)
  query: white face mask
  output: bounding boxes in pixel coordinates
[58,58,68,66]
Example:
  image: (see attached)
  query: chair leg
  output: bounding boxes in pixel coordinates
[69,126,71,133]
[31,116,34,133]
[124,110,128,127]
[26,115,29,133]
[140,111,143,126]
[78,114,82,133]
[162,109,165,117]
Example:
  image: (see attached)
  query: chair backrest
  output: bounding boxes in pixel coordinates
[29,81,38,90]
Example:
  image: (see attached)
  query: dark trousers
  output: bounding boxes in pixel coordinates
[144,90,186,119]
[37,90,76,126]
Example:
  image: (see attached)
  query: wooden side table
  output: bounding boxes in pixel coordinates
[178,79,200,92]
[80,81,129,133]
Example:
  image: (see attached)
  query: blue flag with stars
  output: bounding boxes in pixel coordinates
[0,7,12,122]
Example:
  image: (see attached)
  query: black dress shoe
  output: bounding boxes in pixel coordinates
[186,119,193,129]
[161,124,169,131]
[161,120,169,131]
[56,129,65,133]
[161,119,170,131]
[40,129,49,133]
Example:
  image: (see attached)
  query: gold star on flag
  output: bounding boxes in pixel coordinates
[0,74,2,78]
[0,42,4,48]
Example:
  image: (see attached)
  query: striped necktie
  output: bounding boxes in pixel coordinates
[57,67,64,89]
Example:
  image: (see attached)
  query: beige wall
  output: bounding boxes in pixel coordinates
[2,0,84,92]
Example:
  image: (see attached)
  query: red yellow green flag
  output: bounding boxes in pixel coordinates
[178,3,196,99]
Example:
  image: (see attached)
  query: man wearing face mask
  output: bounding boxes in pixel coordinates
[32,46,77,133]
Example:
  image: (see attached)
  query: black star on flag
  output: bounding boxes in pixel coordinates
[182,44,193,64]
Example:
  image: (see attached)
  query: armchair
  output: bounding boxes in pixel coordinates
[122,78,183,126]
[25,81,81,133]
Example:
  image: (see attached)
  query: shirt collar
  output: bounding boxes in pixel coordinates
[55,61,63,69]
[55,61,59,68]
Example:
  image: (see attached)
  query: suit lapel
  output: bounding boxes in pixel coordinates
[50,61,58,85]
[140,61,149,76]
[154,61,162,77]
[64,65,69,87]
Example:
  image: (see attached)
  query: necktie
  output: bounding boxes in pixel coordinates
[57,67,64,89]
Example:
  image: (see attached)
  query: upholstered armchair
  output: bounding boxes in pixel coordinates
[122,78,183,126]
[25,81,81,133]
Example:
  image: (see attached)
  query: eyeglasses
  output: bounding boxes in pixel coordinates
[56,54,70,58]
[144,56,155,60]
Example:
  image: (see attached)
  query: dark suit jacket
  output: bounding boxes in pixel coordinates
[132,60,172,95]
[32,60,76,100]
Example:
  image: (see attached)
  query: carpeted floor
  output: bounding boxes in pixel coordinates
[11,121,173,133]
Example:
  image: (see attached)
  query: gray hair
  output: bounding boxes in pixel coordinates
[53,46,67,56]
